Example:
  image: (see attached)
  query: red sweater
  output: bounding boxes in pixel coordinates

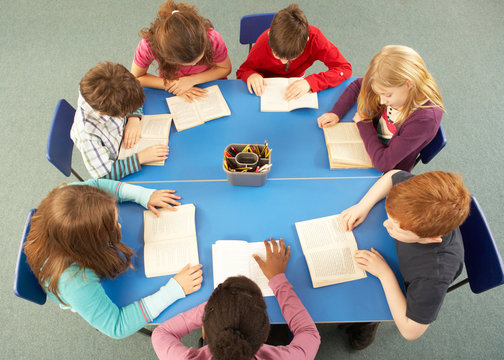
[236,25,352,92]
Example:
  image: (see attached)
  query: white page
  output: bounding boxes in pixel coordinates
[141,114,172,138]
[324,123,362,143]
[166,97,204,131]
[144,204,196,243]
[287,78,318,110]
[194,85,231,121]
[261,78,289,112]
[212,240,273,297]
[328,143,372,166]
[144,236,199,277]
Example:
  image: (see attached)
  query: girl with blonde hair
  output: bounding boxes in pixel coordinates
[25,179,203,339]
[131,0,231,102]
[318,45,444,172]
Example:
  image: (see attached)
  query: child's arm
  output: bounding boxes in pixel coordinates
[317,78,362,128]
[354,249,430,340]
[236,31,268,83]
[355,107,441,172]
[253,239,321,359]
[341,170,401,231]
[151,302,207,359]
[131,61,166,89]
[303,28,352,93]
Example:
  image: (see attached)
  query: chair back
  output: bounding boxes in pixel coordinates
[239,13,276,51]
[416,123,446,165]
[460,196,504,293]
[13,209,47,305]
[46,99,83,180]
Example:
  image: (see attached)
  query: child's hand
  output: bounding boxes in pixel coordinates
[285,79,311,101]
[247,73,266,96]
[123,117,142,149]
[354,248,392,279]
[173,264,203,295]
[180,87,208,103]
[341,203,371,231]
[317,113,340,128]
[137,144,169,164]
[352,112,365,123]
[165,77,198,95]
[147,190,182,216]
[253,238,290,280]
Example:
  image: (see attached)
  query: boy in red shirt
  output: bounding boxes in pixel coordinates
[236,3,352,100]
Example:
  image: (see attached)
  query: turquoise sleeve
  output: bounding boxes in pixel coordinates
[55,266,150,339]
[142,278,185,320]
[71,179,154,208]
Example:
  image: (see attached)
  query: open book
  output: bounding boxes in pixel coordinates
[143,204,199,278]
[261,77,318,112]
[166,85,231,132]
[295,214,366,288]
[212,240,273,297]
[323,122,373,169]
[118,114,172,166]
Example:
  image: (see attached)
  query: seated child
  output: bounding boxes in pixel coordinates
[151,238,321,360]
[236,3,352,100]
[25,179,201,339]
[340,170,471,348]
[71,62,169,180]
[318,45,444,172]
[131,0,231,102]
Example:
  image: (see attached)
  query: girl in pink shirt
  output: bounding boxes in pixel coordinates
[151,238,321,360]
[131,0,231,102]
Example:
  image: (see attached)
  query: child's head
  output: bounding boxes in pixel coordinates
[202,276,270,360]
[269,3,309,61]
[80,62,145,117]
[25,185,134,303]
[384,171,471,242]
[141,0,213,80]
[358,45,444,125]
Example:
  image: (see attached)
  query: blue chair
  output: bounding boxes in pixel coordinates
[415,123,447,166]
[13,209,47,305]
[239,13,276,52]
[448,196,504,293]
[46,99,84,181]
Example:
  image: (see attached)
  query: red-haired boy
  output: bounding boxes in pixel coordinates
[341,170,471,349]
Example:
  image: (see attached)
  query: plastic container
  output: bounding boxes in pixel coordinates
[223,144,271,186]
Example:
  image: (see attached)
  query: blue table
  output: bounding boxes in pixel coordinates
[101,79,400,324]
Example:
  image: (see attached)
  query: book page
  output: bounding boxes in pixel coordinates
[143,204,198,278]
[295,215,366,287]
[166,96,204,131]
[144,236,199,277]
[118,137,168,165]
[287,78,318,110]
[323,123,362,143]
[260,78,289,112]
[328,143,373,167]
[212,240,273,297]
[194,85,231,122]
[144,204,196,243]
[140,114,172,139]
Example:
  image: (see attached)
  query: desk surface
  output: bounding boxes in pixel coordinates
[124,79,380,182]
[103,178,402,323]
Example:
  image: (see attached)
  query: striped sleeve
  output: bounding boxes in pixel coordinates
[208,29,228,63]
[102,154,142,180]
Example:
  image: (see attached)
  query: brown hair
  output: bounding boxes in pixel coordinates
[269,3,309,60]
[357,45,445,126]
[24,184,134,305]
[385,171,471,237]
[140,0,214,81]
[203,276,270,360]
[80,62,145,117]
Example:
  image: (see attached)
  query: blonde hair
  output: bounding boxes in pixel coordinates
[357,45,445,125]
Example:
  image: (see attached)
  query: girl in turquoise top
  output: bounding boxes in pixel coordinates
[25,179,203,339]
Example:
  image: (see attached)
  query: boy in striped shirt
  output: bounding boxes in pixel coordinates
[71,62,168,180]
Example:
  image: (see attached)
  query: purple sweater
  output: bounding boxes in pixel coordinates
[330,78,442,172]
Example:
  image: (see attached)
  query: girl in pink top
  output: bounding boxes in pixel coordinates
[131,0,231,102]
[151,238,321,360]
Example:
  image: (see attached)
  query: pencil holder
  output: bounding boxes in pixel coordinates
[223,143,271,187]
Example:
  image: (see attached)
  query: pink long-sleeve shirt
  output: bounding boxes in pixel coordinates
[151,274,321,360]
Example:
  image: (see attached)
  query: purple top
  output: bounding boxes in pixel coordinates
[330,78,442,172]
